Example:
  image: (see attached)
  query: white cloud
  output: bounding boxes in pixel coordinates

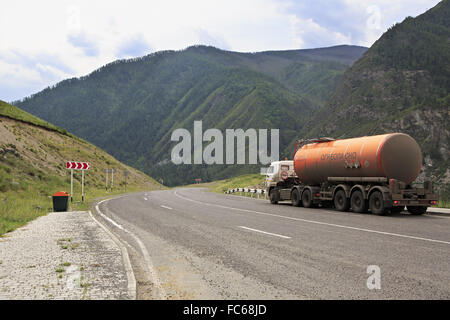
[67,32,100,57]
[342,0,441,46]
[116,34,152,59]
[195,29,231,50]
[0,0,442,102]
[289,15,352,49]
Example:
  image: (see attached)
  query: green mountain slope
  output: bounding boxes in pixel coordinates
[300,0,449,195]
[15,45,366,186]
[0,100,161,235]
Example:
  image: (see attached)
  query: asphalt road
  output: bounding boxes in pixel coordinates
[94,188,450,299]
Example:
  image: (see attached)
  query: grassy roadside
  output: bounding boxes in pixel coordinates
[0,100,163,236]
[209,174,265,193]
[180,173,266,194]
[437,199,450,209]
[0,143,162,236]
[0,178,163,237]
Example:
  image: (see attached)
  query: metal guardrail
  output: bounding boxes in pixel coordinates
[225,188,267,199]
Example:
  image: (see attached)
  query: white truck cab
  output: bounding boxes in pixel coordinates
[265,160,297,188]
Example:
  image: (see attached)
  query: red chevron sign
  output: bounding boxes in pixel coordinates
[66,161,90,170]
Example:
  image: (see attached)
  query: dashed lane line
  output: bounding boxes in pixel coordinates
[238,226,291,239]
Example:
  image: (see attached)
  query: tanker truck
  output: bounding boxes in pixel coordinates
[265,133,438,215]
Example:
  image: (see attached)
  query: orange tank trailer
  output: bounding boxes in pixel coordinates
[293,133,422,185]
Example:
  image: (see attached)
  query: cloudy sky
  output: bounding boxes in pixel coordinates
[0,0,440,102]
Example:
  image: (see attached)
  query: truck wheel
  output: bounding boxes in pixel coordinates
[269,189,278,204]
[369,191,386,215]
[291,189,301,207]
[407,206,427,215]
[302,189,314,208]
[351,190,367,213]
[334,190,349,212]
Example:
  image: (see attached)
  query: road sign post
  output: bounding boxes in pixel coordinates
[123,170,129,192]
[81,170,85,202]
[70,169,73,202]
[105,169,109,191]
[66,161,90,202]
[111,169,114,191]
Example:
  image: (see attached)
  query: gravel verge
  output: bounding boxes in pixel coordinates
[0,211,132,300]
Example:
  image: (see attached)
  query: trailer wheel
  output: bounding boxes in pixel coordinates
[302,189,314,208]
[334,190,349,212]
[351,190,367,213]
[291,189,301,207]
[369,191,386,215]
[407,206,427,215]
[269,189,278,204]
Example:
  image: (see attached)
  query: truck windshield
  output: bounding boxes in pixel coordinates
[267,166,274,174]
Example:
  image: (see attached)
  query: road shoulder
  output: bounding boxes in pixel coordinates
[0,211,132,300]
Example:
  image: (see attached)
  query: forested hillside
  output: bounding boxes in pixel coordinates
[15,45,366,186]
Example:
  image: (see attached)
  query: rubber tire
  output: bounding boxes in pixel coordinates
[407,206,427,215]
[269,189,279,204]
[369,191,386,215]
[302,189,314,208]
[334,190,350,212]
[351,190,368,213]
[291,189,301,207]
[390,206,405,214]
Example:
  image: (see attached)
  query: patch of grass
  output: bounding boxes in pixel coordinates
[57,238,72,250]
[70,243,79,250]
[0,190,53,236]
[60,262,71,267]
[436,200,450,209]
[55,267,65,273]
[80,275,90,299]
[206,174,265,193]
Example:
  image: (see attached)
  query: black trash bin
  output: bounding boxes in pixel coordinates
[52,191,70,212]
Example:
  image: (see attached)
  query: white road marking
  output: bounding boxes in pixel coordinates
[95,198,167,299]
[143,197,148,201]
[88,210,136,299]
[161,205,173,210]
[96,202,125,231]
[174,190,450,246]
[238,226,291,239]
